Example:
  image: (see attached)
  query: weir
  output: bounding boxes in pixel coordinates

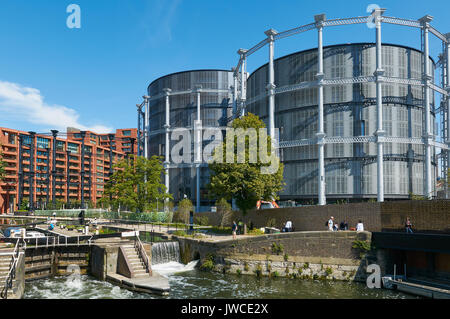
[151,241,180,265]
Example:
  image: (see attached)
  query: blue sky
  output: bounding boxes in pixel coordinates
[0,0,448,134]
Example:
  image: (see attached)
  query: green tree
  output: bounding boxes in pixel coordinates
[174,198,193,223]
[208,113,284,214]
[216,198,232,227]
[100,155,172,212]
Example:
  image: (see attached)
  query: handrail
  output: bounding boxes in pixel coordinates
[135,236,151,276]
[1,239,22,299]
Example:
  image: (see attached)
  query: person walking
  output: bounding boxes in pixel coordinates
[356,220,364,232]
[232,221,237,240]
[327,216,334,231]
[405,217,413,234]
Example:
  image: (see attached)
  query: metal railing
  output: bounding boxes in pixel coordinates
[0,239,23,299]
[134,235,151,275]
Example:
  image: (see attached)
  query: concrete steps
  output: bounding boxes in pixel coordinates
[121,244,149,278]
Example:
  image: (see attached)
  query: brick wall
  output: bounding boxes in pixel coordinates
[196,200,450,233]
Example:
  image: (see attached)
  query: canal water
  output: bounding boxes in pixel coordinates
[24,261,415,299]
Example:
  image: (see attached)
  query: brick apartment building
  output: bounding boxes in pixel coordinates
[0,127,135,214]
[67,127,139,155]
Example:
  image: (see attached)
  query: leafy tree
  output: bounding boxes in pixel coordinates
[216,198,232,227]
[100,155,172,212]
[208,113,284,214]
[174,198,193,223]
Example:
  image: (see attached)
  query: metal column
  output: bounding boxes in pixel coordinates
[420,15,433,200]
[315,14,326,206]
[238,49,248,117]
[51,130,58,205]
[374,8,386,202]
[143,96,150,159]
[265,29,278,139]
[194,86,202,213]
[232,67,238,117]
[163,88,171,210]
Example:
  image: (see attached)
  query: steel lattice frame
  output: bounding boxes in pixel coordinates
[230,10,450,203]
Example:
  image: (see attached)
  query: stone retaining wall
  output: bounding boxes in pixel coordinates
[177,231,373,281]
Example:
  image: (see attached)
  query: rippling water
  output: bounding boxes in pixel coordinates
[24,262,414,299]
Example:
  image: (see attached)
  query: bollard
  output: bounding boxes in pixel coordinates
[46,237,48,248]
[65,236,67,247]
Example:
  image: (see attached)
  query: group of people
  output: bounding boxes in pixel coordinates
[326,216,414,233]
[326,216,364,232]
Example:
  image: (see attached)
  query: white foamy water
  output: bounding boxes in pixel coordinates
[152,260,199,277]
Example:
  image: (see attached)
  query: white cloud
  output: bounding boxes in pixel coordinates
[0,80,113,134]
[140,0,182,45]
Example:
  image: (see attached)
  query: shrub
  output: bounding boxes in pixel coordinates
[352,240,371,258]
[244,262,249,272]
[283,253,289,261]
[173,230,187,237]
[248,228,264,236]
[272,271,279,278]
[254,264,262,277]
[236,269,242,275]
[195,216,209,226]
[303,262,309,269]
[325,267,333,276]
[271,242,284,255]
[200,254,215,271]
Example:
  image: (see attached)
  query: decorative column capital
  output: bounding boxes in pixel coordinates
[266,83,276,94]
[237,48,248,57]
[314,13,326,28]
[422,74,433,82]
[316,132,326,144]
[194,85,202,93]
[315,72,325,84]
[375,130,386,142]
[374,69,385,81]
[373,8,386,25]
[419,15,433,28]
[143,95,150,102]
[163,88,172,96]
[264,29,278,41]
